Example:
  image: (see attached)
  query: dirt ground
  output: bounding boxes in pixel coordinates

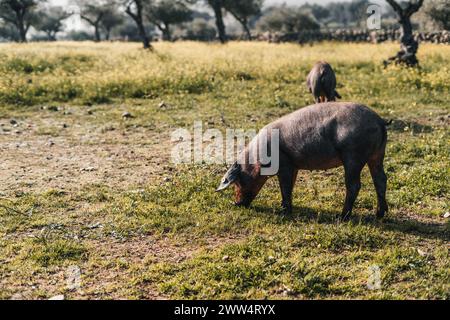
[0,108,171,195]
[0,106,247,299]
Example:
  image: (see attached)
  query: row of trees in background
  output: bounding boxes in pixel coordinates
[0,1,449,61]
[0,0,262,45]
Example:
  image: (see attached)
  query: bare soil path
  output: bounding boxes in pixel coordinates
[0,108,171,195]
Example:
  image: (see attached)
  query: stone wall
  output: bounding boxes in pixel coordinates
[253,29,450,45]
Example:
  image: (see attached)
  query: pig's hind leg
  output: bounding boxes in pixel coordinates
[368,154,388,219]
[341,155,366,220]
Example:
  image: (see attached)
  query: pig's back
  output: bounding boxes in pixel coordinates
[266,102,385,170]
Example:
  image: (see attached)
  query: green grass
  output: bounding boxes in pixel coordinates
[0,41,449,300]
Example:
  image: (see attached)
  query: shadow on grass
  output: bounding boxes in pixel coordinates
[381,216,449,242]
[251,204,449,242]
[388,119,433,133]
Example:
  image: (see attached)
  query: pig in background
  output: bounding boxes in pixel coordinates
[307,61,342,103]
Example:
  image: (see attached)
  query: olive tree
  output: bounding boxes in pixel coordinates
[0,21,20,41]
[206,0,226,43]
[384,0,424,66]
[222,0,263,40]
[101,4,124,40]
[186,0,227,43]
[124,0,153,49]
[77,0,121,42]
[257,6,320,33]
[34,6,72,41]
[185,18,216,41]
[425,0,450,30]
[0,0,42,42]
[145,0,192,41]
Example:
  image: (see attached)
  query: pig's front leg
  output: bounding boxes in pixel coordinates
[277,162,298,215]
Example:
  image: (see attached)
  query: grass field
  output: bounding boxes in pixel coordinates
[0,41,449,300]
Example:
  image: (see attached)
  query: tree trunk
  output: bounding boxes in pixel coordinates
[243,22,252,41]
[162,23,172,42]
[105,28,110,41]
[126,1,153,50]
[211,0,227,43]
[2,6,29,42]
[384,0,423,67]
[81,16,103,43]
[18,25,27,42]
[17,16,27,42]
[137,21,151,49]
[46,31,56,41]
[229,11,252,41]
[397,17,418,66]
[94,25,101,42]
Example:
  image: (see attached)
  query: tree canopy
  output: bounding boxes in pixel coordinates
[0,0,42,42]
[257,6,320,33]
[34,6,72,40]
[424,0,450,31]
[223,0,263,39]
[145,0,193,41]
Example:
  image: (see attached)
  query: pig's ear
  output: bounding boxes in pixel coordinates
[216,162,241,192]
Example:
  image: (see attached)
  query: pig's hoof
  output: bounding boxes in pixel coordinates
[376,211,386,220]
[279,207,292,215]
[338,213,351,222]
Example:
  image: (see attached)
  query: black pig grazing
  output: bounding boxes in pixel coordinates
[217,102,388,220]
[306,61,342,103]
